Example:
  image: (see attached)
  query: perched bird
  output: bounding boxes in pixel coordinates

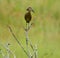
[24,7,34,28]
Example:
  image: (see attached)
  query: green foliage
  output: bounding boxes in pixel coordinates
[0,0,60,58]
[53,11,60,20]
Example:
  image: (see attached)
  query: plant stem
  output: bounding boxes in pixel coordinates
[8,26,29,57]
[25,23,31,58]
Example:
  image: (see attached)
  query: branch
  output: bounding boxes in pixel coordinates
[0,49,5,58]
[24,23,34,51]
[25,23,35,58]
[0,42,16,58]
[7,25,29,57]
[31,44,38,58]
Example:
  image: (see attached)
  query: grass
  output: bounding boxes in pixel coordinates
[0,0,60,58]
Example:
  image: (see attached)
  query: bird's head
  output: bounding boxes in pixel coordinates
[26,7,34,13]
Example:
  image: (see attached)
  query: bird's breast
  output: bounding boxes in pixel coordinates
[25,12,32,23]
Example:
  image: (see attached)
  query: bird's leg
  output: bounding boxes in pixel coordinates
[26,23,29,31]
[27,23,29,30]
[26,23,28,31]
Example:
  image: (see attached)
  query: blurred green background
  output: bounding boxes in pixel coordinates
[0,0,60,58]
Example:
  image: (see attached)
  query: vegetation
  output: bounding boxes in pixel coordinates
[0,0,60,58]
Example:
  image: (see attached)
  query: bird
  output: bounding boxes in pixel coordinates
[24,7,34,29]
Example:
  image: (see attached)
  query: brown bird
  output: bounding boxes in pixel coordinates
[24,7,34,28]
